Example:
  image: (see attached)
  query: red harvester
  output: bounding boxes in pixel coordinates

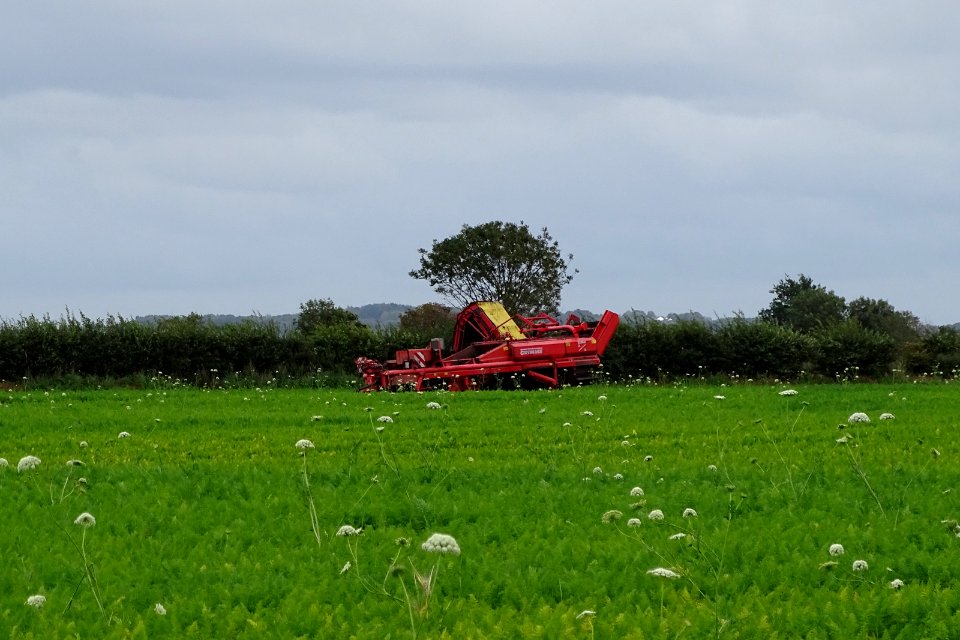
[356,301,619,391]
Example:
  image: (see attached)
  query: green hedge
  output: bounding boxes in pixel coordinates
[1,313,957,386]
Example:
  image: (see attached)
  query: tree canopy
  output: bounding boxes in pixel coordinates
[758,274,847,333]
[409,221,575,316]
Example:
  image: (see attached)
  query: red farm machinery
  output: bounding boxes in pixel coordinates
[356,301,620,391]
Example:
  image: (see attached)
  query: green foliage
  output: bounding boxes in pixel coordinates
[714,318,816,378]
[410,221,575,316]
[398,303,456,344]
[847,297,921,346]
[758,274,847,333]
[295,298,365,334]
[813,319,897,378]
[903,326,960,377]
[3,385,960,638]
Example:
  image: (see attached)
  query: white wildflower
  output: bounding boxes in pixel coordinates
[627,518,642,527]
[648,509,665,521]
[335,524,362,537]
[852,559,868,572]
[613,473,624,481]
[426,401,442,410]
[630,486,644,497]
[836,436,849,444]
[848,412,870,423]
[647,567,680,579]
[421,532,461,555]
[714,395,725,400]
[310,415,323,422]
[582,410,594,417]
[295,439,315,450]
[707,464,718,472]
[669,532,687,540]
[66,459,85,467]
[538,408,546,414]
[562,422,572,427]
[339,561,352,575]
[118,431,131,439]
[889,578,904,590]
[154,602,167,615]
[377,416,393,423]
[592,466,603,475]
[829,543,845,556]
[74,512,96,528]
[602,510,623,523]
[644,455,653,462]
[879,413,895,420]
[778,389,798,396]
[25,594,46,608]
[376,426,385,432]
[79,440,88,448]
[597,395,607,402]
[576,610,596,619]
[682,508,698,518]
[0,457,7,468]
[17,455,41,472]
[621,440,631,447]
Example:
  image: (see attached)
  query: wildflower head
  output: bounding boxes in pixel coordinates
[377,415,393,423]
[647,567,680,579]
[682,508,698,518]
[74,512,96,528]
[17,455,41,472]
[669,532,687,540]
[336,524,362,537]
[66,459,85,467]
[25,594,46,608]
[592,466,603,475]
[647,509,665,521]
[0,457,8,469]
[154,602,167,615]
[879,412,896,420]
[847,412,870,423]
[707,464,718,472]
[613,473,624,481]
[778,389,798,396]
[295,439,315,450]
[576,610,596,620]
[421,532,461,555]
[582,410,594,417]
[627,517,642,527]
[426,401,442,410]
[339,561,352,575]
[601,510,623,523]
[597,395,607,401]
[889,578,904,590]
[829,543,845,556]
[644,455,653,462]
[118,431,132,439]
[852,559,868,572]
[630,486,644,497]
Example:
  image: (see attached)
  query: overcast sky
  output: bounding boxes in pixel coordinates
[3,2,958,325]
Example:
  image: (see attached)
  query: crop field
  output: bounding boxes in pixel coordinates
[2,382,960,638]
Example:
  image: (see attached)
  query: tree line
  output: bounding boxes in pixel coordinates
[0,282,958,387]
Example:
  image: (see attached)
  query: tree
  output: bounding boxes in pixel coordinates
[399,303,456,337]
[409,221,575,316]
[295,299,364,335]
[758,274,846,333]
[847,296,921,345]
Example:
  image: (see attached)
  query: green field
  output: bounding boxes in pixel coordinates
[2,382,959,638]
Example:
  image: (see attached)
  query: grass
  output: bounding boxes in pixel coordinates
[2,382,960,638]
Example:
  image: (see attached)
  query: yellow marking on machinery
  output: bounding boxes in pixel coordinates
[478,301,526,340]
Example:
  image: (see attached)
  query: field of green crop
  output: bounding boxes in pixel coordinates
[2,382,959,638]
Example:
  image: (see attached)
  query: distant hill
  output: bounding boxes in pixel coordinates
[136,305,958,332]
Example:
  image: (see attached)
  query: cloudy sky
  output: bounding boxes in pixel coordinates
[3,2,958,325]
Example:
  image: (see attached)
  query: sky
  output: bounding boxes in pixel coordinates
[2,2,959,325]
